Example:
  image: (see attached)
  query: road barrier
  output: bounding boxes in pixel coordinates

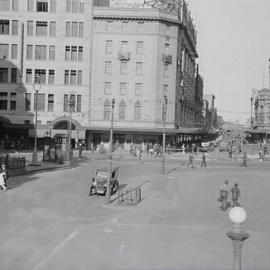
[0,155,26,169]
[118,186,142,205]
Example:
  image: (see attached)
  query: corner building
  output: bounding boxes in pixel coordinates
[0,0,92,148]
[0,0,205,149]
[89,0,204,146]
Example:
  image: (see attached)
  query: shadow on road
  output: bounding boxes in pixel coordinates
[6,174,39,190]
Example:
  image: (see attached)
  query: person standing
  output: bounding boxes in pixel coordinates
[78,142,83,159]
[187,154,194,168]
[259,149,263,162]
[201,153,207,167]
[231,183,241,207]
[241,152,248,167]
[219,180,230,211]
[0,163,8,191]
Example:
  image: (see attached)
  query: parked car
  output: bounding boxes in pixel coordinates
[89,166,119,196]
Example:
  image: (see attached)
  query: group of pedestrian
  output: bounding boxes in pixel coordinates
[218,180,241,211]
[186,153,207,168]
[0,163,9,191]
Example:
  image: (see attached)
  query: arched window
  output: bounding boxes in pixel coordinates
[134,100,141,121]
[119,100,126,120]
[104,99,110,120]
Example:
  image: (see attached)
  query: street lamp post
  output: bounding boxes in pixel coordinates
[227,207,250,270]
[161,95,168,174]
[105,98,115,204]
[31,75,41,166]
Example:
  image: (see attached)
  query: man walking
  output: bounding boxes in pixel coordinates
[231,183,241,207]
[241,152,248,167]
[201,153,207,167]
[187,154,194,168]
[218,180,230,211]
[0,163,8,191]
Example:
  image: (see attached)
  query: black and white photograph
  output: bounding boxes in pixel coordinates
[0,0,270,269]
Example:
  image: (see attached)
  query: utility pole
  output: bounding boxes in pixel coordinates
[161,95,168,174]
[268,58,270,90]
[31,74,41,166]
[105,98,115,204]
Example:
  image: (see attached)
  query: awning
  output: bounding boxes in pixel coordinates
[28,128,86,139]
[87,126,203,135]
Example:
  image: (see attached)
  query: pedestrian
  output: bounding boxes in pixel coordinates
[78,142,83,159]
[228,147,233,159]
[201,153,207,167]
[259,150,263,162]
[0,163,8,191]
[187,154,194,168]
[231,182,241,207]
[241,152,247,167]
[218,180,230,211]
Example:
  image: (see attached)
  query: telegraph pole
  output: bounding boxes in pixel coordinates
[161,95,168,174]
[105,98,115,204]
[31,74,41,166]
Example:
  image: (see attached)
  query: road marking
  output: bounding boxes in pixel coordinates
[31,227,83,270]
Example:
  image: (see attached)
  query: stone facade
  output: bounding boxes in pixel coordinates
[0,0,92,143]
[0,0,206,148]
[254,88,270,129]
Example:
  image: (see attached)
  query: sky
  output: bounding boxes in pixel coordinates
[186,0,270,124]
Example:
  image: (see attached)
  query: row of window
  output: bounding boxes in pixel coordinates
[0,20,18,35]
[104,82,143,96]
[0,92,17,110]
[106,40,144,55]
[105,61,144,75]
[104,61,170,77]
[27,0,56,13]
[0,0,85,14]
[26,69,55,84]
[106,40,171,60]
[65,46,83,61]
[0,20,86,38]
[66,0,84,13]
[25,69,83,85]
[25,93,82,112]
[27,45,56,60]
[104,100,142,121]
[0,43,17,59]
[0,0,18,11]
[27,21,56,37]
[0,68,18,83]
[105,20,170,34]
[66,21,84,38]
[0,43,84,62]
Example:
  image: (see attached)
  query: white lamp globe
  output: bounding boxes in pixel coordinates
[229,207,247,224]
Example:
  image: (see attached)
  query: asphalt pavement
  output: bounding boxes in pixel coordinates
[0,152,269,270]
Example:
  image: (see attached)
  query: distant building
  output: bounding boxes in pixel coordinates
[203,94,218,131]
[253,88,270,129]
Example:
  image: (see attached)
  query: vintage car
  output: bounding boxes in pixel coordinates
[89,166,119,196]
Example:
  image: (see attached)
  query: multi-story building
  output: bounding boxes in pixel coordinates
[253,88,270,129]
[0,0,92,149]
[89,0,204,146]
[0,0,205,149]
[203,94,217,129]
